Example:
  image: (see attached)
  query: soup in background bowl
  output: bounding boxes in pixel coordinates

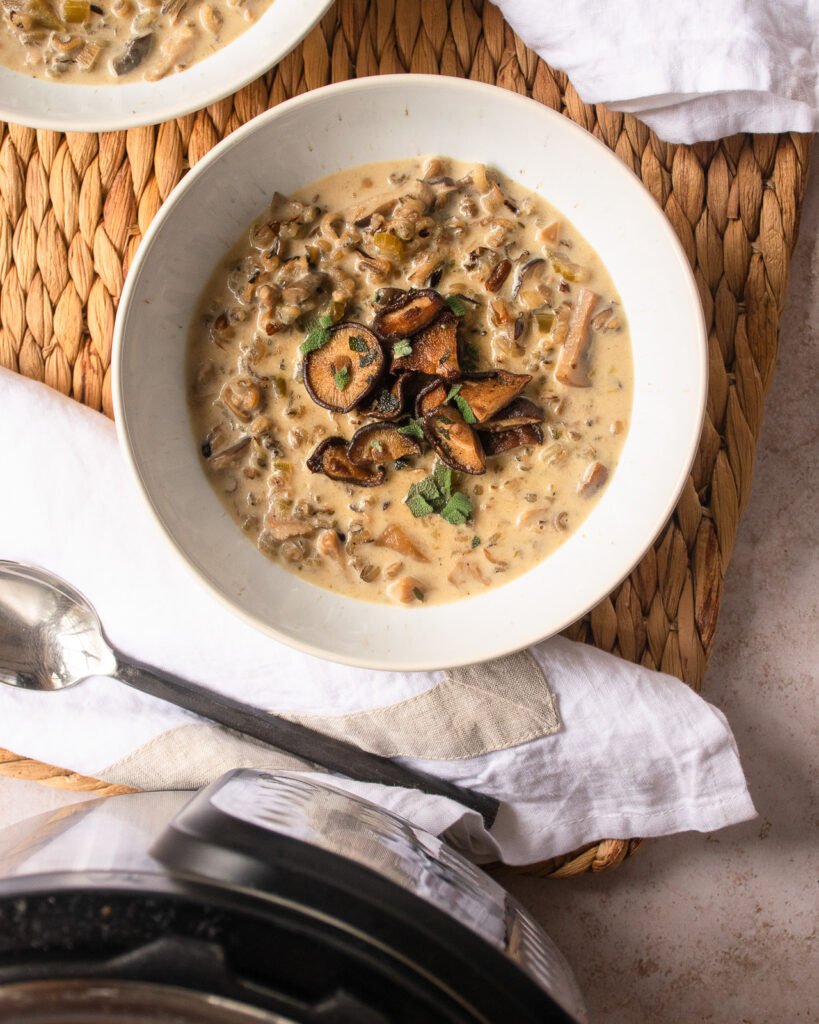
[0,0,332,131]
[113,76,706,670]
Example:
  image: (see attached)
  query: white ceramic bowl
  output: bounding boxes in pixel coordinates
[114,75,707,671]
[0,0,333,132]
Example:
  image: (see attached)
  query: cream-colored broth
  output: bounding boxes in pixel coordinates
[187,157,633,606]
[0,0,272,82]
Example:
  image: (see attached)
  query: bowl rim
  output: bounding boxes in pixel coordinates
[113,74,708,671]
[0,0,333,133]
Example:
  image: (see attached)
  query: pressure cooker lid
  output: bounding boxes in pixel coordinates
[0,772,584,1023]
[0,980,296,1024]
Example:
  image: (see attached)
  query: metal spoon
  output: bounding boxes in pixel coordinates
[0,561,499,828]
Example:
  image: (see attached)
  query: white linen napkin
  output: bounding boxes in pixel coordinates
[495,0,819,143]
[0,369,755,864]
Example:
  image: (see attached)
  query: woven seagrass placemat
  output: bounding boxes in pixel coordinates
[0,0,811,878]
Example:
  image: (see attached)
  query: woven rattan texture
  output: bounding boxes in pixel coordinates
[0,0,811,878]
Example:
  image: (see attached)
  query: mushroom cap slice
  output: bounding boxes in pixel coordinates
[392,313,460,380]
[480,423,544,456]
[359,373,409,421]
[457,370,532,423]
[415,378,448,417]
[307,437,386,487]
[348,423,422,465]
[511,257,547,300]
[303,322,384,413]
[373,288,447,339]
[423,406,486,475]
[375,524,429,562]
[479,397,545,432]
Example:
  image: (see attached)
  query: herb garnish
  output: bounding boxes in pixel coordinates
[349,334,377,367]
[333,366,351,391]
[446,294,468,317]
[471,535,481,548]
[445,383,477,424]
[299,313,334,354]
[405,462,473,526]
[397,418,425,440]
[440,491,472,526]
[393,339,413,359]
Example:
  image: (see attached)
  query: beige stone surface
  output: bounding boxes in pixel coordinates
[499,143,819,1023]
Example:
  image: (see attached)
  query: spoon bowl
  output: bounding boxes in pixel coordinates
[0,562,116,691]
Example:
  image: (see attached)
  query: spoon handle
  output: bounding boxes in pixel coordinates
[114,652,499,829]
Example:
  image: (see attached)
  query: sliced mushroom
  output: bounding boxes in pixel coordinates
[373,288,446,339]
[415,378,448,417]
[316,528,347,572]
[375,524,429,562]
[456,370,531,423]
[302,322,384,413]
[423,406,486,475]
[391,312,459,379]
[555,287,599,387]
[359,374,409,421]
[221,376,263,422]
[306,437,386,487]
[346,185,422,227]
[348,423,421,465]
[264,515,316,541]
[481,423,544,456]
[479,397,545,432]
[386,576,426,604]
[111,33,153,76]
[208,435,251,469]
[577,460,609,496]
[515,258,548,301]
[372,286,406,309]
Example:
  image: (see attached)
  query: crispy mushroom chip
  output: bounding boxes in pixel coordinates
[392,312,460,379]
[415,378,448,417]
[456,370,532,423]
[373,288,447,339]
[479,397,545,432]
[307,437,386,487]
[423,406,486,475]
[348,423,422,465]
[303,323,384,413]
[480,423,544,456]
[359,373,409,421]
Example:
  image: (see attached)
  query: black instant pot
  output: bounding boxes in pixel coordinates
[0,770,586,1023]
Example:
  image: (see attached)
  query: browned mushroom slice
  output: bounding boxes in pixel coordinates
[555,287,599,387]
[479,397,545,432]
[375,524,429,562]
[577,460,609,496]
[392,313,460,380]
[373,289,447,339]
[415,378,448,417]
[457,370,531,423]
[481,423,544,456]
[303,323,384,413]
[423,406,486,475]
[359,374,409,421]
[348,423,422,465]
[306,437,386,487]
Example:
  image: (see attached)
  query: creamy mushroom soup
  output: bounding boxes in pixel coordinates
[187,157,633,606]
[0,0,273,82]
